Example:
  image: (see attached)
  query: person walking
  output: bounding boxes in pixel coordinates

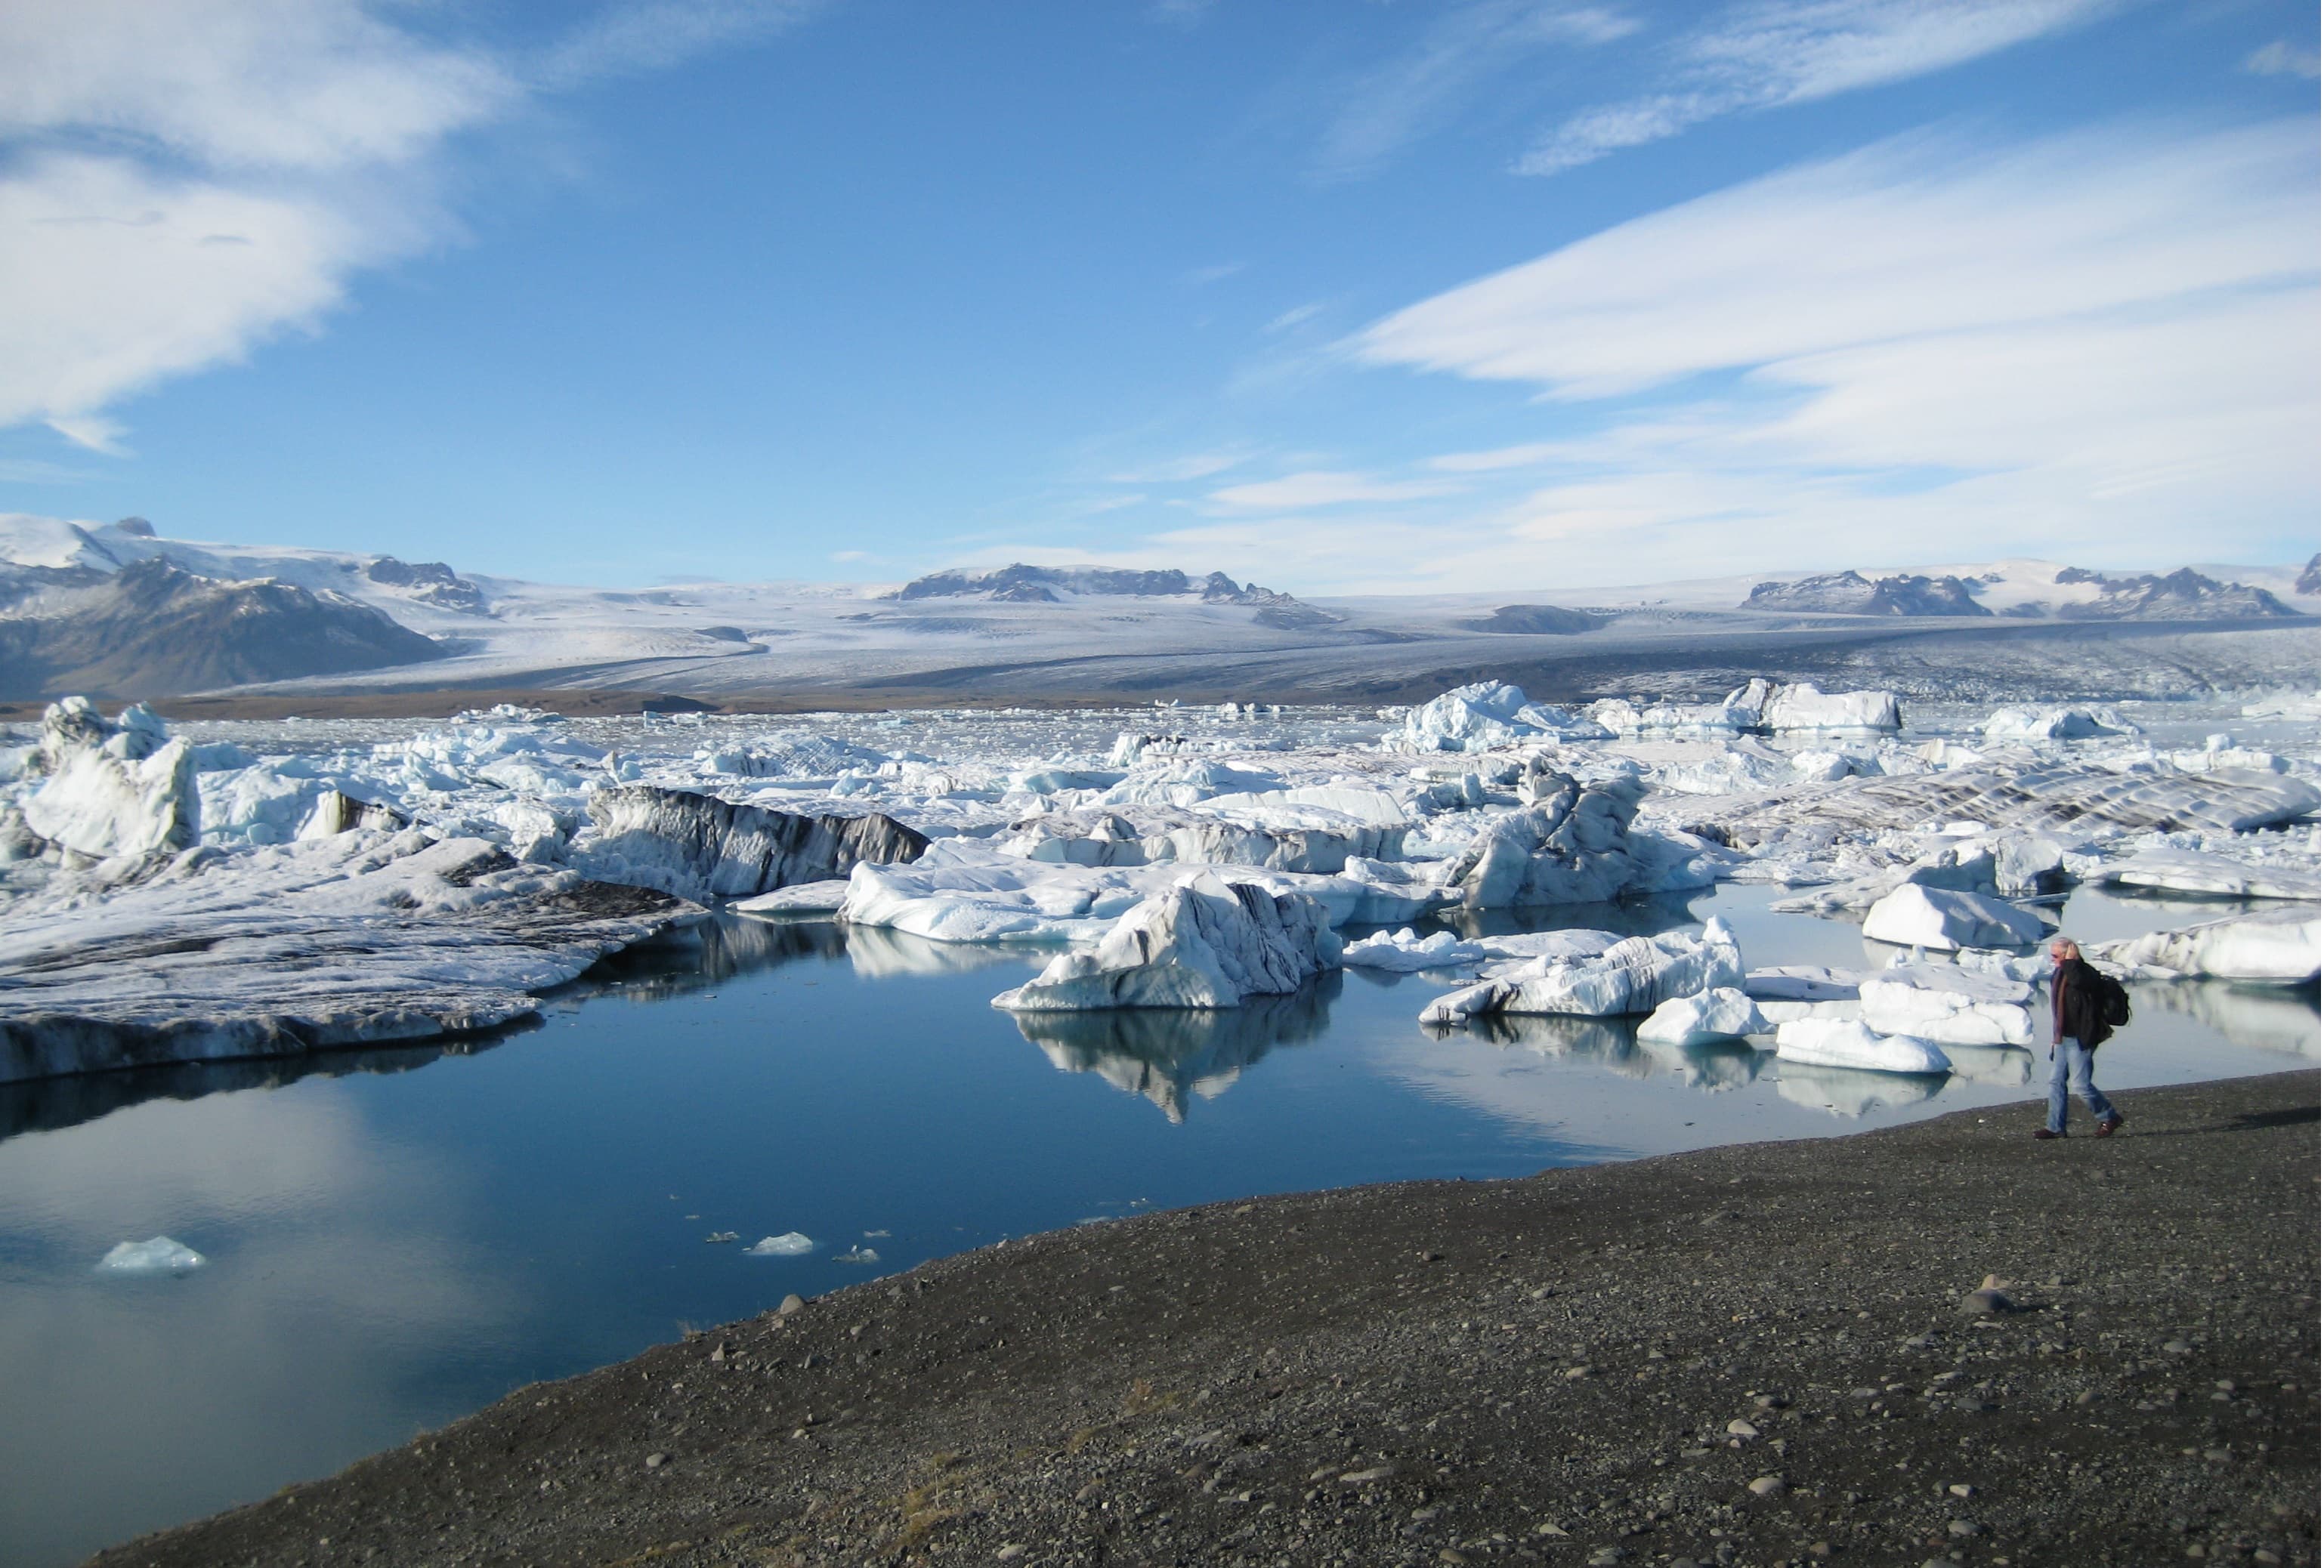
[2036,937,2125,1141]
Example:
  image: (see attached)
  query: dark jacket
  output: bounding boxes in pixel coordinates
[2050,957,2115,1048]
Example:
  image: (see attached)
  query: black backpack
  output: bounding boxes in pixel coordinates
[2094,970,2132,1039]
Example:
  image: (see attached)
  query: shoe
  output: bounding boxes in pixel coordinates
[2032,1128,2064,1141]
[2096,1116,2124,1137]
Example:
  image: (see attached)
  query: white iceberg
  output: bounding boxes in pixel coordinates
[1859,965,2035,1046]
[1982,705,2134,742]
[992,872,1340,1011]
[1774,1018,1952,1075]
[743,1233,815,1256]
[1635,986,1769,1045]
[2089,908,2321,985]
[1745,965,1865,1002]
[1340,928,1486,971]
[2091,849,2319,902]
[1421,917,1742,1023]
[1862,884,2047,951]
[1389,681,1609,752]
[23,698,199,859]
[1749,681,1902,733]
[96,1236,205,1274]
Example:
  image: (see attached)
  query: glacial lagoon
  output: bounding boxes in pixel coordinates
[0,882,2313,1566]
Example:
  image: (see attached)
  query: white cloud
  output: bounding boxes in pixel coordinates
[1106,449,1256,483]
[1207,470,1463,509]
[0,0,815,449]
[1265,301,1329,333]
[1147,119,2317,592]
[2245,41,2321,80]
[1318,1,1639,177]
[1518,0,2114,174]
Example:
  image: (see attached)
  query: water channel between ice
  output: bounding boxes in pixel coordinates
[0,882,2315,1566]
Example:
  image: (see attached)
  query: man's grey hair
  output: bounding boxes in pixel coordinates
[2049,936,2081,959]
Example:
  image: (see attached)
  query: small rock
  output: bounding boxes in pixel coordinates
[2162,1338,2193,1354]
[1949,1519,1985,1536]
[1534,1521,1570,1537]
[1958,1287,2014,1316]
[1747,1475,1786,1497]
[1948,1483,1975,1498]
[1565,1365,1593,1380]
[644,1452,668,1471]
[1340,1465,1398,1485]
[1726,1418,1761,1439]
[996,1548,1026,1563]
[777,1294,806,1316]
[1439,1551,1471,1566]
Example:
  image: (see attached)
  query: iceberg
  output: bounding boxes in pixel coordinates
[743,1233,815,1257]
[2091,849,2319,901]
[1862,884,2047,951]
[1389,681,1609,752]
[96,1236,205,1274]
[1859,965,2035,1046]
[1748,681,1902,732]
[2089,908,2321,985]
[1420,917,1742,1023]
[1774,1018,1952,1075]
[992,873,1340,1011]
[579,786,928,901]
[1635,986,1769,1045]
[1982,705,2132,742]
[1340,928,1486,971]
[22,698,198,859]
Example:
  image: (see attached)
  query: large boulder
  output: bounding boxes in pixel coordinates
[991,873,1340,1011]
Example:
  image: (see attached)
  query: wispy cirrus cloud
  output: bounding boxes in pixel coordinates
[1518,0,2115,175]
[2245,40,2320,80]
[1317,0,1639,178]
[1207,470,1462,510]
[0,0,819,452]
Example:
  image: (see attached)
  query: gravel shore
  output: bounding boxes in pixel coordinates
[97,1070,2319,1568]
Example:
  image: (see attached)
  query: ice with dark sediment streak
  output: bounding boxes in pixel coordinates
[0,832,695,1084]
[1420,918,1742,1023]
[20,699,199,859]
[1861,883,2050,951]
[576,784,929,901]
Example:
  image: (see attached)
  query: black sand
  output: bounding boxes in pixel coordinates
[94,1071,2319,1568]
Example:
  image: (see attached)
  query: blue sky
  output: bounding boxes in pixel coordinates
[0,0,2315,593]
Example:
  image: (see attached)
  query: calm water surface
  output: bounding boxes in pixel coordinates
[0,885,2313,1565]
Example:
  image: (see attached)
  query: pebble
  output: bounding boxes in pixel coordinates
[777,1295,806,1316]
[1565,1365,1593,1380]
[1439,1551,1469,1565]
[996,1547,1025,1562]
[1958,1287,2014,1316]
[1726,1419,1761,1439]
[2162,1338,2193,1354]
[643,1452,667,1471]
[1340,1465,1398,1485]
[1949,1518,1985,1536]
[1948,1483,1975,1497]
[1747,1475,1786,1497]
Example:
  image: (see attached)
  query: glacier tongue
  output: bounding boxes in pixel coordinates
[991,872,1340,1011]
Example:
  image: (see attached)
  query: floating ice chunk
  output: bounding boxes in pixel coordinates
[96,1236,205,1274]
[993,872,1340,1011]
[1420,917,1741,1022]
[2089,907,2321,984]
[1340,928,1486,971]
[1982,705,2134,742]
[833,1245,881,1264]
[2091,849,2319,901]
[1389,681,1609,752]
[743,1233,814,1256]
[23,698,199,858]
[1195,785,1410,829]
[731,880,851,914]
[1636,986,1769,1045]
[1473,929,1624,964]
[1745,965,1865,1002]
[1774,1019,1952,1075]
[1099,761,1285,808]
[578,786,928,901]
[1859,966,2035,1046]
[1862,884,2047,951]
[1752,682,1902,732]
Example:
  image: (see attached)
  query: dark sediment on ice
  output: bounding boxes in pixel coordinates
[96,1072,2319,1567]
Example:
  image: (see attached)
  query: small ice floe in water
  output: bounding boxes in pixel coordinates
[864,1229,891,1238]
[703,1231,739,1244]
[743,1233,814,1257]
[96,1236,205,1275]
[834,1245,881,1264]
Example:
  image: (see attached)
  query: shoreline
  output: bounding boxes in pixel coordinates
[94,1069,2319,1567]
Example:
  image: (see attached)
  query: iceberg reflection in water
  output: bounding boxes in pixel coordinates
[1775,1062,1949,1118]
[1008,975,1340,1122]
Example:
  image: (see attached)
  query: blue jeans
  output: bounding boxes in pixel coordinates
[2047,1038,2117,1133]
